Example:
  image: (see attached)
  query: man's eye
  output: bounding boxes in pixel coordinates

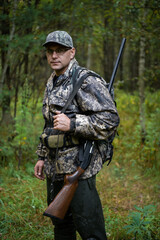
[47,49,53,54]
[46,48,68,55]
[56,49,62,53]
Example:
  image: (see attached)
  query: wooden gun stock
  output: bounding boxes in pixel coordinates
[43,166,85,220]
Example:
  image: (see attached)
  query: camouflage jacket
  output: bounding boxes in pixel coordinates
[36,58,120,180]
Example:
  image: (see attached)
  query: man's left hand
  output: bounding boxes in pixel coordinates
[53,111,71,131]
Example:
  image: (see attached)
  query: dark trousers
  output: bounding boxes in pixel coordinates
[47,175,107,240]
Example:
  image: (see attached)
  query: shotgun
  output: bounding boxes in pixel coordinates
[43,38,126,220]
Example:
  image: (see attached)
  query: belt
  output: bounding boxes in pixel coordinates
[41,133,79,149]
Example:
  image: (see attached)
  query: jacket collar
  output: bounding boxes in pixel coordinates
[47,58,79,91]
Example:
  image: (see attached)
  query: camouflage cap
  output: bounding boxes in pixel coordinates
[43,31,73,48]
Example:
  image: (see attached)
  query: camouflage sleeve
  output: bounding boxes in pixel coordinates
[36,142,47,160]
[74,75,120,140]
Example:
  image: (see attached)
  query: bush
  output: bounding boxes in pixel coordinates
[124,205,160,240]
[0,95,44,167]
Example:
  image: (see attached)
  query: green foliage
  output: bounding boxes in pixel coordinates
[104,207,127,239]
[145,107,160,160]
[0,87,44,167]
[131,91,160,169]
[13,99,43,161]
[116,90,160,170]
[124,205,160,239]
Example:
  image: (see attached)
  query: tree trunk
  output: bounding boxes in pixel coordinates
[87,42,92,69]
[138,35,146,143]
[0,0,17,124]
[103,18,114,83]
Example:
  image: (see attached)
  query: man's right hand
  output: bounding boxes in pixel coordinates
[34,160,45,180]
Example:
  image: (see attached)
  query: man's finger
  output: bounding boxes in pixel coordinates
[55,111,61,115]
[34,160,45,180]
[38,165,42,175]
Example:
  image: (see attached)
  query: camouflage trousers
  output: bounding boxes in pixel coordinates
[46,175,107,240]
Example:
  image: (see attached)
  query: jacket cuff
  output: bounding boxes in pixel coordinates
[69,118,76,133]
[38,156,45,161]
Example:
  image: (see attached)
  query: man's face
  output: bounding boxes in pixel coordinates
[46,43,75,76]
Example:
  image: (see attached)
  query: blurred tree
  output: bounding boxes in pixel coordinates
[121,0,160,141]
[0,0,17,123]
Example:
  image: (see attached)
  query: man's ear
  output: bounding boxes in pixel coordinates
[70,48,76,59]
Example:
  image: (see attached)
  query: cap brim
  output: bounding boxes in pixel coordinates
[43,40,72,48]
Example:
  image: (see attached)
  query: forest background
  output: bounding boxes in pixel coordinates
[0,0,160,239]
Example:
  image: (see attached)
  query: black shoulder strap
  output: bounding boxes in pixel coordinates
[60,66,97,170]
[61,67,95,114]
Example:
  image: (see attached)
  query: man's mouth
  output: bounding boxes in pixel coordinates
[51,62,59,64]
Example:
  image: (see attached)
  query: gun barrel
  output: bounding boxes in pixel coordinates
[108,38,126,93]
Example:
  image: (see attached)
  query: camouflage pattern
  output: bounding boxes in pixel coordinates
[36,58,120,180]
[43,31,73,48]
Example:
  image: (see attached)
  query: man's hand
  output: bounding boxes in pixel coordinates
[34,160,45,180]
[53,111,71,131]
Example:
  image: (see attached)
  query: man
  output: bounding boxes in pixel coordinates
[34,30,119,240]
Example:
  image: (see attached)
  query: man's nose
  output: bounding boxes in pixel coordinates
[52,51,58,57]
